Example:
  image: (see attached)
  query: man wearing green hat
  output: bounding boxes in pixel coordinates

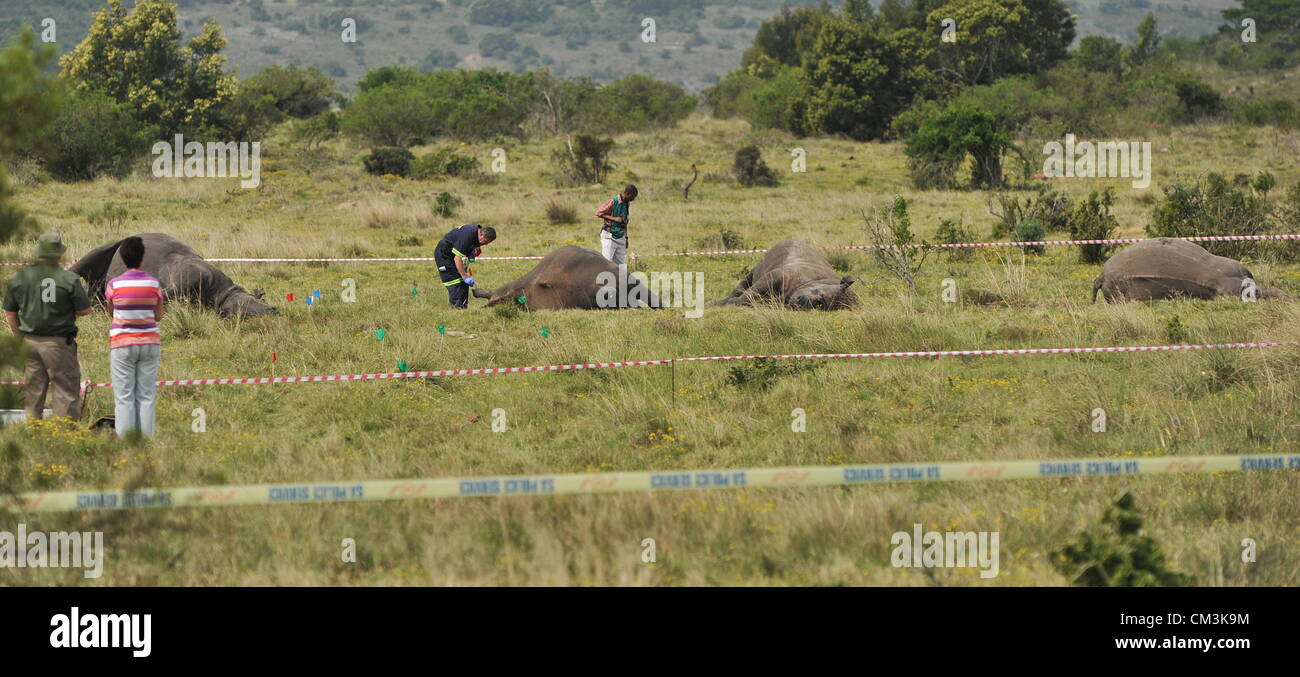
[3,233,92,421]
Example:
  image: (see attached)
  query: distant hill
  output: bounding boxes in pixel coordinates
[1,0,1240,94]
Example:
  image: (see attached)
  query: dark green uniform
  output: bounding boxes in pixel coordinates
[3,262,92,420]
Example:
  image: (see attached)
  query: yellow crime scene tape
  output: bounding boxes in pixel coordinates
[3,453,1297,513]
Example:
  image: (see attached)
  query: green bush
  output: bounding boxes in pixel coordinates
[1232,97,1300,131]
[42,88,157,181]
[725,357,821,391]
[989,190,1072,239]
[433,191,462,218]
[1052,492,1194,587]
[241,64,337,119]
[905,102,1017,190]
[1014,219,1047,255]
[343,84,435,146]
[362,147,415,177]
[733,145,777,187]
[291,112,340,149]
[1147,172,1271,259]
[586,74,697,135]
[87,202,130,229]
[411,148,481,179]
[1171,74,1223,122]
[1067,189,1120,264]
[479,33,519,59]
[552,134,614,186]
[934,218,976,262]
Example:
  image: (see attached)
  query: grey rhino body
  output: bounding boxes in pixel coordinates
[472,245,658,310]
[1092,237,1283,303]
[70,233,276,317]
[712,240,857,309]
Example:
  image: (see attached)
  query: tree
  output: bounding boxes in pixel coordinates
[42,88,158,181]
[905,101,1018,189]
[1074,36,1125,74]
[342,84,435,146]
[1222,0,1300,34]
[241,65,337,119]
[733,145,778,187]
[741,4,830,74]
[0,29,64,412]
[802,18,917,140]
[845,0,875,22]
[926,0,1076,85]
[60,0,237,137]
[1129,12,1160,66]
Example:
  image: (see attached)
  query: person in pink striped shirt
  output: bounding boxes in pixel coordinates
[105,236,165,438]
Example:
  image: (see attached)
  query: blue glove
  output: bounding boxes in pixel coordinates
[463,276,475,286]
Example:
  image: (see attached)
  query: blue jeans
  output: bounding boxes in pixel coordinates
[111,344,160,438]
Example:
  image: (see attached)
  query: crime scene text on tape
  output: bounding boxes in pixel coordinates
[3,454,1295,513]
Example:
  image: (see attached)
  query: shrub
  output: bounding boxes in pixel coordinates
[86,202,130,229]
[291,112,340,149]
[1163,315,1187,344]
[410,148,481,179]
[586,74,698,134]
[905,102,1018,190]
[241,64,337,119]
[695,227,746,251]
[934,218,976,262]
[1171,74,1223,122]
[1232,97,1300,131]
[544,200,578,225]
[1252,171,1276,198]
[726,357,821,390]
[863,196,930,295]
[362,147,415,177]
[553,134,614,186]
[1052,492,1194,587]
[1147,173,1271,259]
[1067,188,1120,264]
[42,89,157,181]
[343,85,435,146]
[988,190,1072,239]
[479,33,519,59]
[433,191,462,218]
[733,145,777,187]
[1014,219,1046,255]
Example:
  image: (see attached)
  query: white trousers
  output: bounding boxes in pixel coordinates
[600,230,627,265]
[111,343,161,438]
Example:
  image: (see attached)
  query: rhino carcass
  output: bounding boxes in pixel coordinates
[70,233,276,317]
[1092,238,1284,303]
[712,240,857,309]
[472,245,658,310]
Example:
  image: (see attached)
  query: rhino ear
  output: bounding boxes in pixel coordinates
[840,276,856,287]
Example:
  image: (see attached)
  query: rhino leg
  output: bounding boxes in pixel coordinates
[1091,276,1103,304]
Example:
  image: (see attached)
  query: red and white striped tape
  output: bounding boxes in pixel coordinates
[1,342,1289,390]
[8,233,1297,267]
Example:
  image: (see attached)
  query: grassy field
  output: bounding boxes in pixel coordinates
[2,114,1299,586]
